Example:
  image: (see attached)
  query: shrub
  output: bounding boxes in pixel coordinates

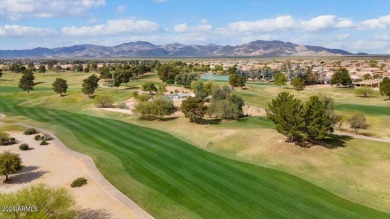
[117,102,129,109]
[136,94,150,102]
[94,95,114,108]
[40,140,48,145]
[0,131,10,140]
[131,90,139,98]
[24,128,37,135]
[19,144,29,150]
[70,177,87,188]
[34,135,41,141]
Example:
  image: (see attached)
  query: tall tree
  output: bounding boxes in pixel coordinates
[303,96,334,141]
[52,78,68,96]
[291,77,305,93]
[266,92,305,142]
[181,97,207,123]
[81,74,99,98]
[379,77,390,100]
[0,151,22,182]
[18,69,35,93]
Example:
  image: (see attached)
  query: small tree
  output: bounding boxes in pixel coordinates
[18,69,35,93]
[0,184,78,218]
[181,97,207,123]
[38,64,46,73]
[348,112,369,134]
[142,81,157,95]
[0,151,22,182]
[94,95,114,108]
[81,74,99,98]
[273,72,288,86]
[291,77,305,93]
[303,96,334,141]
[331,68,352,86]
[355,87,374,97]
[52,78,68,96]
[379,77,390,100]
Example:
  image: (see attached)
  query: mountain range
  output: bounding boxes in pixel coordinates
[0,40,363,58]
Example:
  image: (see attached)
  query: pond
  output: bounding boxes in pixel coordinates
[200,74,229,82]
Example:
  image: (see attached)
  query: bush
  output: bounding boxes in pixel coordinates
[131,91,139,98]
[355,87,374,97]
[34,135,41,141]
[136,94,150,102]
[117,102,129,109]
[24,128,37,135]
[94,95,114,108]
[40,140,48,145]
[19,144,29,150]
[70,177,87,188]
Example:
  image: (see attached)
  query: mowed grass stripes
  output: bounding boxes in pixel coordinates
[0,97,388,218]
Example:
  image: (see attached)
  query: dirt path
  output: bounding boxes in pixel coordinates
[334,130,390,143]
[15,123,153,219]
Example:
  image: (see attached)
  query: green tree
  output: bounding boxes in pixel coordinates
[0,184,78,218]
[99,64,111,81]
[175,73,200,88]
[379,77,390,100]
[38,64,46,73]
[121,70,132,86]
[90,61,98,71]
[181,97,207,123]
[0,151,22,182]
[304,67,315,85]
[18,69,35,93]
[134,97,174,119]
[331,68,352,86]
[81,74,99,98]
[348,112,369,134]
[52,78,68,96]
[157,63,181,83]
[142,81,157,94]
[273,72,288,86]
[355,87,374,97]
[303,96,334,141]
[266,92,305,142]
[229,73,246,88]
[0,69,3,78]
[94,95,114,108]
[291,77,305,93]
[113,70,122,88]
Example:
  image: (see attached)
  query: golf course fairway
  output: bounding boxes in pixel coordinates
[0,97,388,219]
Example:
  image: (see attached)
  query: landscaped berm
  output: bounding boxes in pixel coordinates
[0,62,389,219]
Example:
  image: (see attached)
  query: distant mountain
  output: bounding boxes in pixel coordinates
[0,40,358,58]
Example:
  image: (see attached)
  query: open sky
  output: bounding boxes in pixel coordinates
[1,0,390,53]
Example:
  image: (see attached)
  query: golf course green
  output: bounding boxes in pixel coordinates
[0,96,388,218]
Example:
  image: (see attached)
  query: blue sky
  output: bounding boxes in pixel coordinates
[1,0,390,53]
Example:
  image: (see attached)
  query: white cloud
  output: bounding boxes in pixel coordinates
[226,15,354,33]
[361,15,390,29]
[0,25,55,37]
[62,18,160,36]
[116,5,127,14]
[227,16,295,32]
[174,23,212,33]
[0,0,105,20]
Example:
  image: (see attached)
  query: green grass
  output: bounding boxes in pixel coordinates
[337,104,390,116]
[0,97,388,218]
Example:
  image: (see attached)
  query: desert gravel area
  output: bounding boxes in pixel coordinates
[0,131,149,219]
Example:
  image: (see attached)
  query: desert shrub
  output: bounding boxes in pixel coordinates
[94,95,114,108]
[136,94,150,102]
[19,144,29,150]
[40,140,48,145]
[0,132,10,140]
[43,134,53,141]
[24,128,37,135]
[117,102,129,109]
[34,135,41,141]
[131,90,139,98]
[70,177,87,188]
